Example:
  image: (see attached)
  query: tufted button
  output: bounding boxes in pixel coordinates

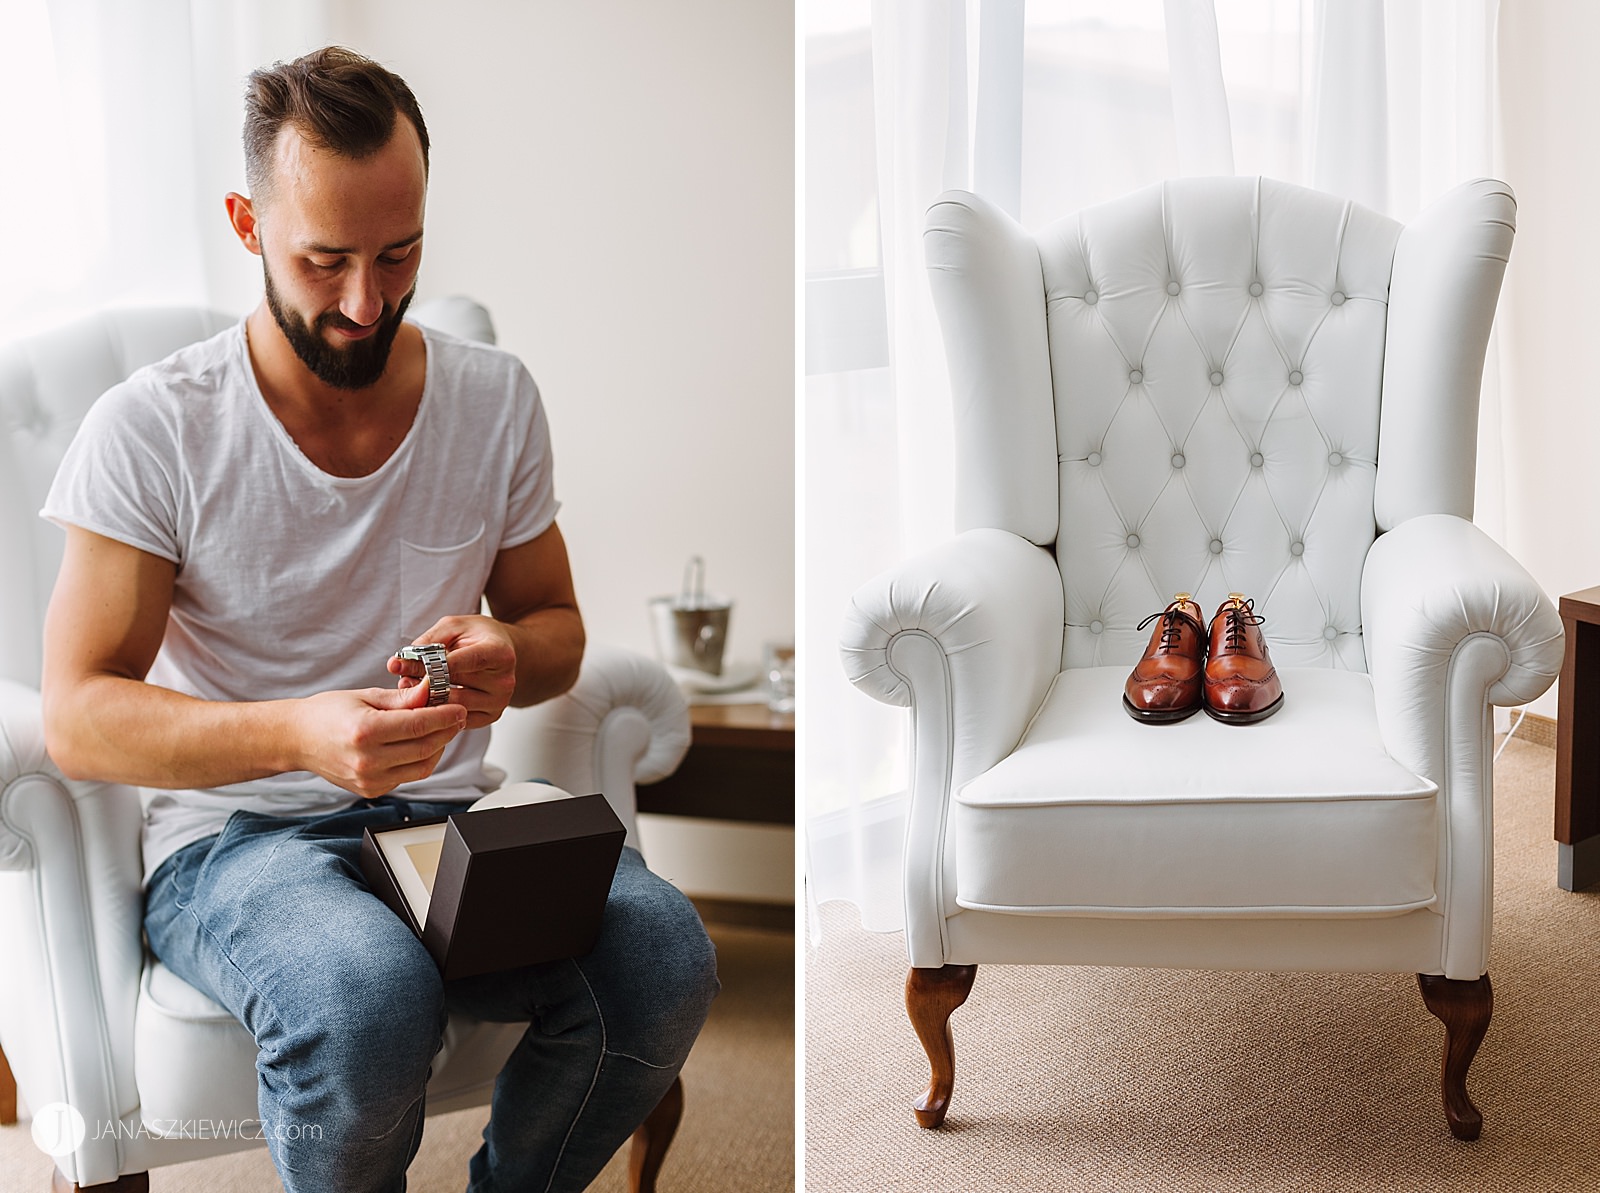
[1084,289,1099,305]
[1171,452,1185,469]
[1167,281,1181,296]
[1288,370,1303,386]
[1290,541,1304,556]
[1250,451,1264,468]
[1331,291,1346,306]
[1209,370,1224,386]
[1086,451,1102,466]
[1129,368,1143,384]
[1328,451,1344,466]
[1249,281,1264,297]
[1125,533,1140,549]
[1323,626,1339,641]
[1209,539,1224,555]
[1090,620,1104,635]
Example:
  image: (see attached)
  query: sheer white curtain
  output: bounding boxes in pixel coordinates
[805,0,1505,934]
[0,0,331,341]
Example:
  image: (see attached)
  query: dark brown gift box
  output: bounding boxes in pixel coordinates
[359,793,626,980]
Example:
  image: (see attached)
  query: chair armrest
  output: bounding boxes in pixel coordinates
[0,679,61,870]
[1363,513,1563,778]
[1361,513,1563,979]
[0,679,145,1184]
[483,642,690,850]
[840,528,1063,965]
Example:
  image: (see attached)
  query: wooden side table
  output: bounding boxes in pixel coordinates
[637,702,794,825]
[1555,586,1600,890]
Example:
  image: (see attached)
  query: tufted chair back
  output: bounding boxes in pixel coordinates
[0,307,236,688]
[925,176,1513,674]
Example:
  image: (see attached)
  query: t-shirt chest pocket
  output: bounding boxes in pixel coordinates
[398,521,490,639]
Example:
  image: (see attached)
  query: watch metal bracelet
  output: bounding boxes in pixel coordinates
[393,643,451,706]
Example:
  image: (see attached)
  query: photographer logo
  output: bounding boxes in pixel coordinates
[31,1101,87,1157]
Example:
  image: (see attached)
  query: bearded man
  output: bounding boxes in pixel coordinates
[40,46,717,1193]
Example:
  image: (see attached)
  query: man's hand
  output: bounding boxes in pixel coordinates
[389,615,518,730]
[293,681,469,798]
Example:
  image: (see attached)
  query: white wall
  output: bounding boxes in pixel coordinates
[323,1,796,667]
[1496,3,1599,717]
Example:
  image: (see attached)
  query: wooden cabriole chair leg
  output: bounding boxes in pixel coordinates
[627,1073,684,1193]
[0,1042,17,1125]
[905,964,978,1129]
[1417,972,1493,1141]
[51,1170,149,1192]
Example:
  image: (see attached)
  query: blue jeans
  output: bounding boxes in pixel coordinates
[143,796,719,1193]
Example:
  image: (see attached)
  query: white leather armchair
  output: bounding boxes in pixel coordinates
[841,177,1564,1141]
[0,300,692,1190]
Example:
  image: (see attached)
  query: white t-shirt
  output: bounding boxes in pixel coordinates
[41,318,559,881]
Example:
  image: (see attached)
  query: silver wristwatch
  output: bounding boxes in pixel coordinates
[393,643,451,706]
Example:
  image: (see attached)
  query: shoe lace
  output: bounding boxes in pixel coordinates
[1136,604,1194,653]
[1221,598,1266,650]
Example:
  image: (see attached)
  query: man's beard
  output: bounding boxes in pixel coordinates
[264,264,414,390]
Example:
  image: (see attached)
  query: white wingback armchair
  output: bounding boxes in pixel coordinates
[841,177,1563,1141]
[0,299,691,1190]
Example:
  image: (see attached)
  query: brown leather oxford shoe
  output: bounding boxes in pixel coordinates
[1203,593,1284,724]
[1122,594,1207,723]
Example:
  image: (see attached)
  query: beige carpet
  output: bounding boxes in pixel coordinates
[0,918,794,1192]
[804,737,1600,1192]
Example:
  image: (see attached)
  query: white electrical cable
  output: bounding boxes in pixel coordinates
[1494,707,1528,763]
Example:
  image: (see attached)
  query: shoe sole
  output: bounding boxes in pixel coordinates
[1122,695,1202,724]
[1202,693,1284,725]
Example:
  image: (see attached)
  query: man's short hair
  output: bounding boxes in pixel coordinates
[243,46,429,203]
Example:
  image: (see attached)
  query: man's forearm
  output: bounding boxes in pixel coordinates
[45,672,469,798]
[43,673,299,789]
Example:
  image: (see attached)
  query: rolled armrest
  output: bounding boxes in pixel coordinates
[483,642,690,849]
[842,528,1063,727]
[1363,513,1563,774]
[840,528,1062,965]
[1362,514,1563,979]
[0,680,143,877]
[0,679,145,1183]
[0,679,60,869]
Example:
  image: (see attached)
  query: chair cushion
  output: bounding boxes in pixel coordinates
[134,961,523,1132]
[134,963,260,1131]
[954,667,1437,918]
